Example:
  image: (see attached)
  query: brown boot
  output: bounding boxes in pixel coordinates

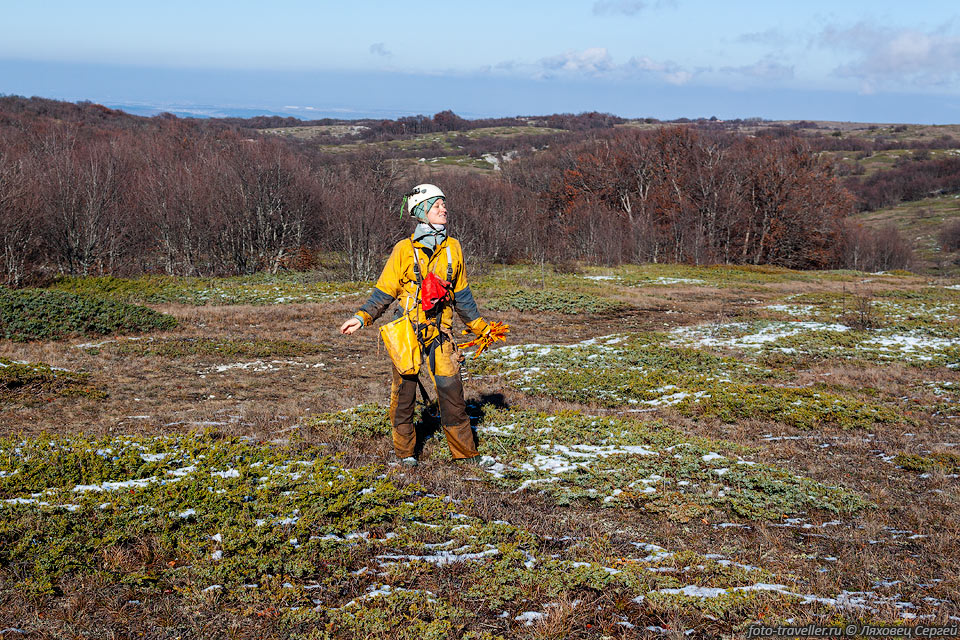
[442,422,479,460]
[392,423,416,460]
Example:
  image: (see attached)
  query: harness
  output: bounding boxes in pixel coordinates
[408,239,453,346]
[406,239,454,411]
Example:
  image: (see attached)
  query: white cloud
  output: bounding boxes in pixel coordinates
[518,47,696,86]
[626,56,694,84]
[722,57,794,81]
[541,47,614,75]
[369,42,391,57]
[817,22,960,90]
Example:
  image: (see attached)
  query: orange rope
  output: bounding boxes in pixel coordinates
[458,321,510,357]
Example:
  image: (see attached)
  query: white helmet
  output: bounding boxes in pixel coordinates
[403,183,445,218]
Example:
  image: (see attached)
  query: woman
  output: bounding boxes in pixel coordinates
[339,184,492,467]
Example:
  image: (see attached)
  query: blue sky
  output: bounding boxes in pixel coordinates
[2,1,959,123]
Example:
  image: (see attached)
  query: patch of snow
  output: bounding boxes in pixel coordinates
[671,321,851,350]
[198,359,326,375]
[515,611,546,626]
[583,275,618,281]
[377,547,500,566]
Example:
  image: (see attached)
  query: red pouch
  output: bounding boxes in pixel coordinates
[421,272,451,311]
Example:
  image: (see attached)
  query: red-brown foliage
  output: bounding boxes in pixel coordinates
[517,127,853,269]
[0,96,870,281]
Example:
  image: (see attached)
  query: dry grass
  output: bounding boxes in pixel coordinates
[1,269,958,637]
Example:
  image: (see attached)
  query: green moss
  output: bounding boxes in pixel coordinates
[486,288,625,314]
[0,431,878,635]
[47,273,369,306]
[304,404,393,438]
[114,337,326,358]
[423,155,495,169]
[614,263,877,287]
[471,408,870,520]
[473,265,606,298]
[0,433,454,595]
[643,588,813,624]
[0,358,102,401]
[479,332,904,430]
[893,451,960,473]
[308,125,565,156]
[0,287,177,341]
[678,384,907,431]
[322,587,473,640]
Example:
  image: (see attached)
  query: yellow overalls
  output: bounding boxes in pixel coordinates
[355,234,489,459]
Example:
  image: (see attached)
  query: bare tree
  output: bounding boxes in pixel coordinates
[37,128,128,275]
[0,149,33,285]
[213,137,318,275]
[324,150,403,280]
[133,129,221,275]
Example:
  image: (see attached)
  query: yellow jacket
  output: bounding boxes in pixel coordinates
[355,234,489,344]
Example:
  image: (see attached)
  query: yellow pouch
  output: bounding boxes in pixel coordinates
[379,313,421,375]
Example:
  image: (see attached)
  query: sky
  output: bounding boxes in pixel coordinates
[2,0,959,123]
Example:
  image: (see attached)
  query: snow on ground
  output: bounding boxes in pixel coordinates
[860,333,958,361]
[632,277,707,286]
[582,274,619,281]
[670,321,850,350]
[182,284,361,306]
[377,546,500,566]
[0,359,74,373]
[198,360,326,376]
[520,443,658,475]
[670,319,959,365]
[515,611,546,625]
[765,304,818,316]
[73,337,145,349]
[332,584,439,611]
[638,582,938,621]
[873,300,960,322]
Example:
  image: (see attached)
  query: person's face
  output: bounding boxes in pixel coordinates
[425,198,447,225]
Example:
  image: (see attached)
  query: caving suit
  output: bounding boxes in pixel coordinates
[355,234,490,460]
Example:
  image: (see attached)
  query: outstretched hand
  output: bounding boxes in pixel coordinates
[340,317,362,335]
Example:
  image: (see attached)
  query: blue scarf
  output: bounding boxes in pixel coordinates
[413,222,447,252]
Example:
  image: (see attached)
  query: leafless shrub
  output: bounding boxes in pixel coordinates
[938,219,960,252]
[841,222,913,271]
[0,149,34,286]
[844,293,878,330]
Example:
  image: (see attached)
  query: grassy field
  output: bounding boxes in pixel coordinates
[1,263,958,638]
[263,125,564,172]
[852,195,960,274]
